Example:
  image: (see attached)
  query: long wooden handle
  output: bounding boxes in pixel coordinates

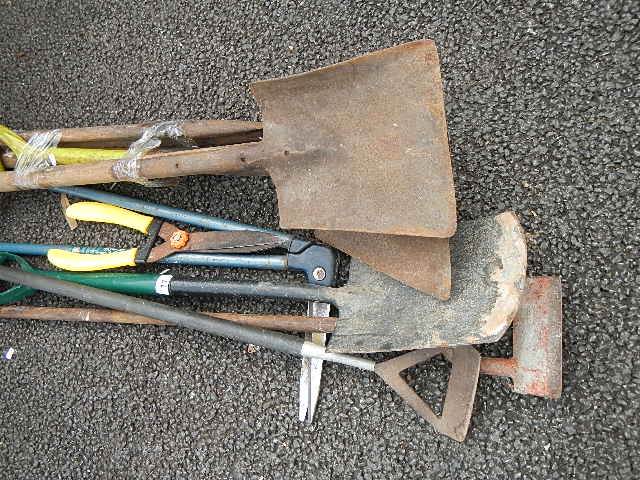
[0,305,337,333]
[0,141,268,192]
[16,119,263,149]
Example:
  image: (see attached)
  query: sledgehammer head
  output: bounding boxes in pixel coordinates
[480,276,563,399]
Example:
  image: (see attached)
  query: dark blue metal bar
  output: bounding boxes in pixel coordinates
[160,252,287,270]
[52,186,295,243]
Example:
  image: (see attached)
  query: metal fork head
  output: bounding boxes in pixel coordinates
[375,346,481,442]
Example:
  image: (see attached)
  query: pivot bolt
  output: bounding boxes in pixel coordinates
[170,230,189,249]
[312,267,326,281]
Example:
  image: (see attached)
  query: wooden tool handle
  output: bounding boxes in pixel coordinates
[0,142,268,192]
[16,120,263,149]
[0,306,337,333]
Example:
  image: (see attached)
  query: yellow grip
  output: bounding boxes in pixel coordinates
[47,248,138,271]
[65,202,154,234]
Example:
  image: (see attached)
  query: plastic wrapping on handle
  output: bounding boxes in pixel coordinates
[14,130,62,188]
[0,123,128,174]
[111,121,195,186]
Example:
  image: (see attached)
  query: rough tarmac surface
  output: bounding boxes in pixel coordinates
[1,1,638,478]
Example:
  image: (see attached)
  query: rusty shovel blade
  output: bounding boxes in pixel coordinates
[480,276,563,399]
[251,39,456,238]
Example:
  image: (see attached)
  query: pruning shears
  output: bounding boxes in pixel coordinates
[0,186,337,285]
[47,202,287,271]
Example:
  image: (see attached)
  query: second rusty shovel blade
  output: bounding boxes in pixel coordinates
[315,230,451,300]
[251,39,456,238]
[480,276,563,399]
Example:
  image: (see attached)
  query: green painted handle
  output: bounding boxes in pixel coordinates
[37,271,160,296]
[0,252,161,305]
[0,253,38,304]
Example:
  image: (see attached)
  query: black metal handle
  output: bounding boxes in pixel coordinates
[169,278,335,304]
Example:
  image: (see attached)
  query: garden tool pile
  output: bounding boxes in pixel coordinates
[0,39,563,441]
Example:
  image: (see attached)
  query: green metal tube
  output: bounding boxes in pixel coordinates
[0,252,159,305]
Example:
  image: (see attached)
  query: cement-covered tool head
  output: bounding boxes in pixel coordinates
[327,211,527,353]
[480,276,563,399]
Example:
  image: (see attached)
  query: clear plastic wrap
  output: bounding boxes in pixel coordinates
[6,120,193,189]
[112,121,194,186]
[14,129,62,189]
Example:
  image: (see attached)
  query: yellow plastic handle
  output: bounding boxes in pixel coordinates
[65,202,154,234]
[47,248,138,271]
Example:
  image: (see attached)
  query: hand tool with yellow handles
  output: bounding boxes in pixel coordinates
[1,187,339,285]
[46,201,289,271]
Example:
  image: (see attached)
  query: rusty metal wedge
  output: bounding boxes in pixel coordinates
[480,276,563,399]
[315,231,451,300]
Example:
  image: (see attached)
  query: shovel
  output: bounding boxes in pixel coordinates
[0,40,456,240]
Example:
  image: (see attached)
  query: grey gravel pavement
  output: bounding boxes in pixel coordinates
[1,1,638,478]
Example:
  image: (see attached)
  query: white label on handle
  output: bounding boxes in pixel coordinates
[155,275,173,295]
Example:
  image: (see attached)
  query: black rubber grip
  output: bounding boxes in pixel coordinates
[135,217,163,264]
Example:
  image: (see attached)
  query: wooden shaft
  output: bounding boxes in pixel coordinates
[16,119,263,148]
[0,306,337,333]
[0,141,269,192]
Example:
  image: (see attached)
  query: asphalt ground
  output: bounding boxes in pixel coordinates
[0,1,638,478]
